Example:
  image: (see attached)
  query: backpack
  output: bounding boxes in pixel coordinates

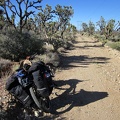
[28,61,54,97]
[5,71,33,107]
[5,73,19,90]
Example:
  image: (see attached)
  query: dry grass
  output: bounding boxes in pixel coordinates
[0,58,13,78]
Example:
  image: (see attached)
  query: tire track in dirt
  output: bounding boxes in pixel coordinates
[50,35,120,120]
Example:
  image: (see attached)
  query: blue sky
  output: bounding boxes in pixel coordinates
[40,0,120,29]
[2,0,120,29]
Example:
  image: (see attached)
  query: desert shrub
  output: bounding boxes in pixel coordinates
[48,38,65,51]
[94,34,108,45]
[63,40,74,49]
[42,43,54,52]
[0,30,44,61]
[48,38,74,52]
[109,35,120,42]
[32,52,60,67]
[0,33,6,41]
[94,34,106,40]
[45,52,60,67]
[64,31,77,41]
[106,42,120,51]
[0,58,12,78]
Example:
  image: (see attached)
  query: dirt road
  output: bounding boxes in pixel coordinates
[1,34,120,120]
[49,34,120,120]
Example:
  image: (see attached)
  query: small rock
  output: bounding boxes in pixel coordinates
[118,81,120,84]
[34,110,39,117]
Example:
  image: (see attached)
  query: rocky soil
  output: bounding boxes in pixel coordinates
[0,34,120,120]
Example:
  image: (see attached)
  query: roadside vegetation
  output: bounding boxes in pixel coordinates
[0,0,120,119]
[0,0,120,82]
[80,16,120,50]
[0,0,77,79]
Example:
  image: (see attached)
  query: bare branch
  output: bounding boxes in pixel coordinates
[22,11,35,27]
[0,9,3,14]
[1,0,47,33]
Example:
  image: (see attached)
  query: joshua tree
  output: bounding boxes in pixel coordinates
[55,5,74,39]
[96,16,106,35]
[81,22,89,32]
[0,0,42,33]
[88,21,95,35]
[0,9,3,14]
[104,19,115,39]
[0,10,5,30]
[37,4,55,38]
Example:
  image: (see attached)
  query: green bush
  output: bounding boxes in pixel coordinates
[94,34,106,40]
[0,30,44,61]
[49,38,65,51]
[32,52,60,67]
[106,42,120,51]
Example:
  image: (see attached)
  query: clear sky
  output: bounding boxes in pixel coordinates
[40,0,120,29]
[2,0,120,29]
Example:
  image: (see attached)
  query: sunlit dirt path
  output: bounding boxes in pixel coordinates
[50,34,120,120]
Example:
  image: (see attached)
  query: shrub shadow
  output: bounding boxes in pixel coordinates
[60,55,110,70]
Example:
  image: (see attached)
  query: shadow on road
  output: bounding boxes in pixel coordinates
[51,79,108,115]
[60,55,110,70]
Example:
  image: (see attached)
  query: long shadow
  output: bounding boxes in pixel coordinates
[66,40,104,50]
[60,55,110,70]
[78,40,99,43]
[76,39,104,48]
[75,44,104,49]
[1,79,108,120]
[59,36,110,70]
[51,79,108,115]
[84,44,104,48]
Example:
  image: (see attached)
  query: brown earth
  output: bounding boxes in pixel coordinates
[49,34,120,120]
[0,34,120,120]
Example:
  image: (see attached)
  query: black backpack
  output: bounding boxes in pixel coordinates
[5,73,19,90]
[5,71,33,107]
[28,61,54,97]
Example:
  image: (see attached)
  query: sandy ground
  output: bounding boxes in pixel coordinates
[49,34,120,120]
[0,34,120,120]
